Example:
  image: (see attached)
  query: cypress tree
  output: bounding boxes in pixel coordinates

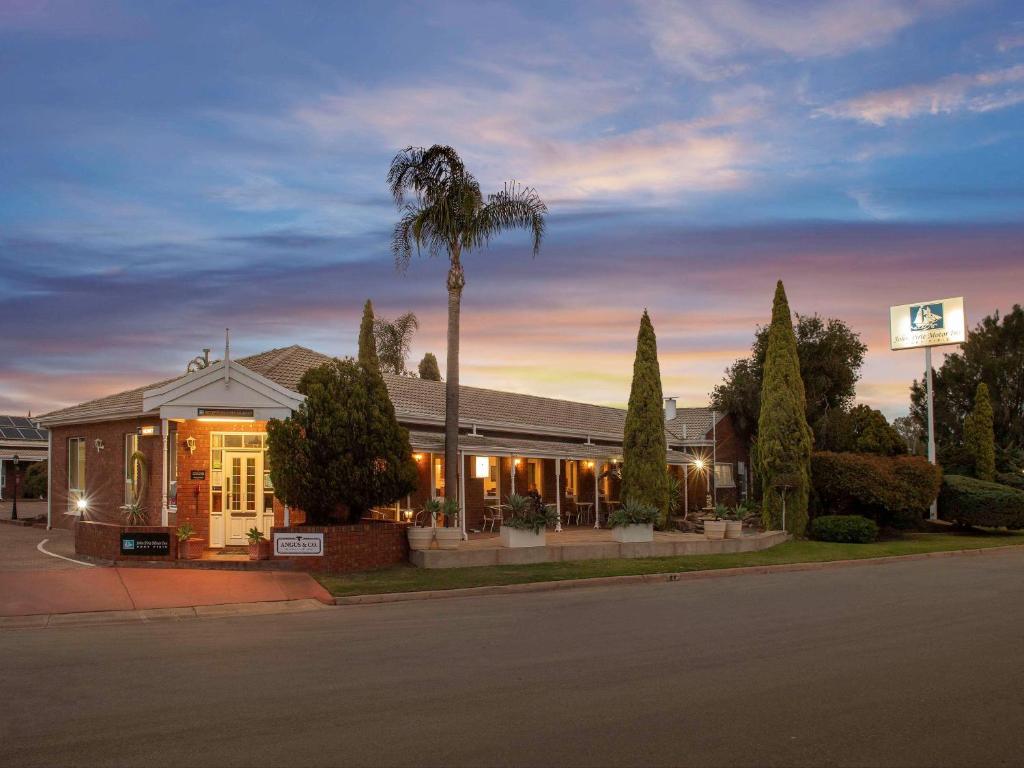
[756,281,813,536]
[418,352,442,381]
[621,310,668,521]
[964,382,996,481]
[358,299,379,369]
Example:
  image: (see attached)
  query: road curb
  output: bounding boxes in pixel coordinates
[0,598,327,630]
[333,544,1024,605]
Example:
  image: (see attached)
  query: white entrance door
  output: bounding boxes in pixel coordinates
[225,451,262,546]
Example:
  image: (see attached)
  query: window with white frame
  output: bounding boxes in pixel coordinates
[714,463,735,488]
[124,433,139,504]
[483,457,498,499]
[432,456,445,497]
[526,458,543,494]
[68,437,85,512]
[564,460,579,497]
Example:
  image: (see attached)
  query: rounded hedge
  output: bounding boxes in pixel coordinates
[811,451,942,527]
[810,515,879,543]
[938,474,1024,529]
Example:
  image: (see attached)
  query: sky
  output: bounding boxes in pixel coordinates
[1,0,1022,419]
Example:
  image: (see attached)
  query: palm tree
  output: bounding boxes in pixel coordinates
[389,145,546,503]
[373,311,419,375]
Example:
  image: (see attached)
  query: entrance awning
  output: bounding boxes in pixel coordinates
[0,448,47,461]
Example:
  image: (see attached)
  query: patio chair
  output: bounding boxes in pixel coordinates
[482,505,504,532]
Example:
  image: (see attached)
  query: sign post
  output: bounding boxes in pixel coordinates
[889,297,966,520]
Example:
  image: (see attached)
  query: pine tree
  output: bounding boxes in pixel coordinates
[964,382,996,481]
[267,300,418,523]
[756,281,813,536]
[620,310,668,522]
[418,352,442,381]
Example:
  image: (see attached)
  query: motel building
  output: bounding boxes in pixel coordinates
[35,345,750,570]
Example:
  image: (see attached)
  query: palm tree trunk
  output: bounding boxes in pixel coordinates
[444,252,465,507]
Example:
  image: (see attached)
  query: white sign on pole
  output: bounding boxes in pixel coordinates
[889,297,966,350]
[273,532,324,556]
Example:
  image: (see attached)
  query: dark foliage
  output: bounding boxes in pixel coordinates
[810,514,879,543]
[938,474,1024,529]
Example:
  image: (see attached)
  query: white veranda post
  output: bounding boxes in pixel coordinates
[925,347,937,520]
[459,452,467,540]
[593,461,601,529]
[510,457,516,495]
[555,459,562,533]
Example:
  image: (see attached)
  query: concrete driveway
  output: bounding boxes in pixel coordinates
[0,522,332,617]
[3,549,1023,767]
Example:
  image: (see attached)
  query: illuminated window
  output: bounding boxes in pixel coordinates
[526,459,543,494]
[432,456,445,497]
[67,437,85,512]
[564,460,579,497]
[714,463,735,488]
[483,457,498,499]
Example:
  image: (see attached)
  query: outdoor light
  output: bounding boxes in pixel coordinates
[402,509,413,522]
[473,456,489,479]
[514,458,522,467]
[584,461,594,469]
[693,458,707,472]
[76,497,88,514]
[94,438,104,452]
[413,453,424,462]
[184,436,197,454]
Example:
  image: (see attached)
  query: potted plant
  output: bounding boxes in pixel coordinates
[704,505,730,540]
[407,499,438,550]
[725,505,745,539]
[246,527,270,560]
[176,523,202,560]
[500,493,556,548]
[434,497,462,550]
[120,501,147,526]
[609,497,658,543]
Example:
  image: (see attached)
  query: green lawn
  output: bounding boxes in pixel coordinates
[317,531,1024,598]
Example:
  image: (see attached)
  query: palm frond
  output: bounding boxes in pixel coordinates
[473,181,547,255]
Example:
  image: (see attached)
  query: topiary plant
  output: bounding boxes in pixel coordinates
[810,515,879,543]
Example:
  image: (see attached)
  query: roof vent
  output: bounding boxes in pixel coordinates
[664,397,677,422]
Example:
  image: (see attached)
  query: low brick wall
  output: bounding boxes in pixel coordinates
[76,520,178,562]
[270,520,409,574]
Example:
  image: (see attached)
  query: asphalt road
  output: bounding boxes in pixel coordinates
[3,551,1023,767]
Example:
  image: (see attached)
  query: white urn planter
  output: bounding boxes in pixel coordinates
[612,523,654,543]
[407,527,434,551]
[704,520,728,540]
[500,526,546,548]
[434,528,462,550]
[725,520,743,539]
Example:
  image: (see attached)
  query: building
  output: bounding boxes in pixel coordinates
[36,345,749,545]
[0,416,48,501]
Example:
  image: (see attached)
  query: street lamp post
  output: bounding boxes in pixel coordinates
[11,454,19,521]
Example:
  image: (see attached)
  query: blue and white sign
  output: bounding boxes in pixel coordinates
[890,296,965,350]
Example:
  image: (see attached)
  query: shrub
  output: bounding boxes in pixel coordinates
[608,497,659,528]
[996,471,1024,492]
[811,451,942,527]
[810,515,879,543]
[938,474,1024,529]
[503,493,557,534]
[23,460,47,498]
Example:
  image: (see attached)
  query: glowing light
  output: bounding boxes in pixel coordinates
[76,497,88,514]
[413,453,424,462]
[473,456,490,479]
[693,458,707,472]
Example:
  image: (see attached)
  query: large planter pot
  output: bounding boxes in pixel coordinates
[612,523,654,543]
[434,528,462,550]
[725,520,743,539]
[248,539,271,561]
[500,526,546,548]
[178,537,203,560]
[704,520,728,540]
[407,526,434,551]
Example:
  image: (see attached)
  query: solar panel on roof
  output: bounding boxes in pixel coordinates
[0,417,13,428]
[0,428,19,439]
[12,417,34,428]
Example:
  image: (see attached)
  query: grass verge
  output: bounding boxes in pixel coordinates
[316,531,1024,597]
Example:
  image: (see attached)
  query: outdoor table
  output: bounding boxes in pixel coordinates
[574,502,593,525]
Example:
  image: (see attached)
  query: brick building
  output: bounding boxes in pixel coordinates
[36,345,749,546]
[0,416,48,502]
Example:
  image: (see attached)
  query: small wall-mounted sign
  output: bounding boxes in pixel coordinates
[274,533,324,557]
[197,407,255,419]
[137,424,160,437]
[120,532,171,556]
[190,469,206,481]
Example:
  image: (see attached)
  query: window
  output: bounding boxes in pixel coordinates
[483,457,498,499]
[68,437,85,512]
[167,422,178,508]
[714,463,735,488]
[124,433,139,504]
[432,456,445,497]
[564,460,579,497]
[526,459,543,494]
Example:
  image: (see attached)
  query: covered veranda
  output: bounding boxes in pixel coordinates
[403,430,714,539]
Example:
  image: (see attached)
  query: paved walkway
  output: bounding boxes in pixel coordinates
[0,523,333,617]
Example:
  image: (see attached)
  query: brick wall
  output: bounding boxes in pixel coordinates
[75,520,178,562]
[270,520,408,573]
[48,418,163,529]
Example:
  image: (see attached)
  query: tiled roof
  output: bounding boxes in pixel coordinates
[37,344,716,445]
